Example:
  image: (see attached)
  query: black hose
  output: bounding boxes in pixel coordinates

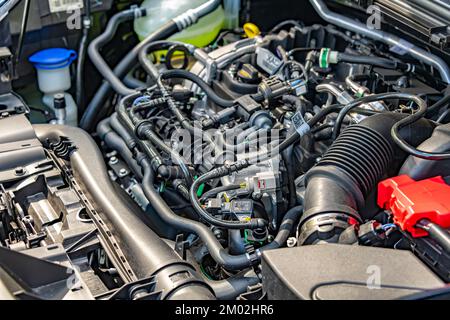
[76,31,89,110]
[117,117,303,267]
[97,118,142,179]
[140,157,303,270]
[88,7,146,96]
[337,53,402,70]
[75,0,92,110]
[122,95,194,185]
[116,95,188,181]
[162,188,198,220]
[270,20,303,33]
[259,205,303,251]
[81,0,222,132]
[139,41,194,80]
[200,184,242,202]
[206,269,260,300]
[80,20,179,132]
[337,53,436,82]
[391,95,450,160]
[282,146,297,207]
[332,92,426,140]
[426,94,450,115]
[190,104,346,194]
[137,123,194,186]
[160,69,236,108]
[157,79,195,134]
[281,99,301,208]
[154,78,223,157]
[140,158,258,270]
[417,219,450,253]
[14,0,31,67]
[190,172,267,230]
[109,113,138,150]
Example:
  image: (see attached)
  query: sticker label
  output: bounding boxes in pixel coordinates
[48,0,83,13]
[256,47,282,75]
[389,39,414,56]
[291,111,310,136]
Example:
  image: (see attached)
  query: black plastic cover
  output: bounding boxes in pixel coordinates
[261,244,445,300]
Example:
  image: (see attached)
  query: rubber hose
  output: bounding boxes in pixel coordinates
[160,69,236,108]
[97,118,142,179]
[259,205,303,251]
[206,269,260,300]
[140,158,259,271]
[87,8,146,96]
[80,21,179,132]
[81,0,221,131]
[299,113,435,243]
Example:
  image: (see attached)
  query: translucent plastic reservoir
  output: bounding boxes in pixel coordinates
[134,0,225,47]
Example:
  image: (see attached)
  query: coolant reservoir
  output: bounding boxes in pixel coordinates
[134,0,225,47]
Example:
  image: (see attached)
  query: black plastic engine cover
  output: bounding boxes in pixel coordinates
[261,244,444,300]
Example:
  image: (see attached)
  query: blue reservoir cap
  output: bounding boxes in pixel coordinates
[29,48,77,70]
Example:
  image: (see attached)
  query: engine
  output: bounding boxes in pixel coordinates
[1,0,450,301]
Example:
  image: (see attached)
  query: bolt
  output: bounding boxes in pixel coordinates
[22,215,33,225]
[252,192,262,200]
[213,228,224,240]
[119,168,128,176]
[109,157,118,165]
[287,237,297,248]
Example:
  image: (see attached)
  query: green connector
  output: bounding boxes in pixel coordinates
[319,48,331,69]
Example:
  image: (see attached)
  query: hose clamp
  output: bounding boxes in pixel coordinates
[173,9,199,30]
[131,5,145,19]
[134,119,153,139]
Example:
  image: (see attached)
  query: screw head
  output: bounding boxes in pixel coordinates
[109,157,118,165]
[287,237,297,248]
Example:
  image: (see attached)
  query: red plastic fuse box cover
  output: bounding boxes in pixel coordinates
[378,175,450,238]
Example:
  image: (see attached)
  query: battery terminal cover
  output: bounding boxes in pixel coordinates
[378,175,450,238]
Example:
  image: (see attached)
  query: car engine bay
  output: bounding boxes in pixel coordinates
[1,0,450,300]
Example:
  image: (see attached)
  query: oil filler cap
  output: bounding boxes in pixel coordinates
[378,175,450,238]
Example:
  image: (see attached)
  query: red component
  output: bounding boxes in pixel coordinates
[378,175,450,238]
[347,217,359,226]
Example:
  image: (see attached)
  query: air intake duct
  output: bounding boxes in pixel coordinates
[298,113,434,245]
[33,124,214,300]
